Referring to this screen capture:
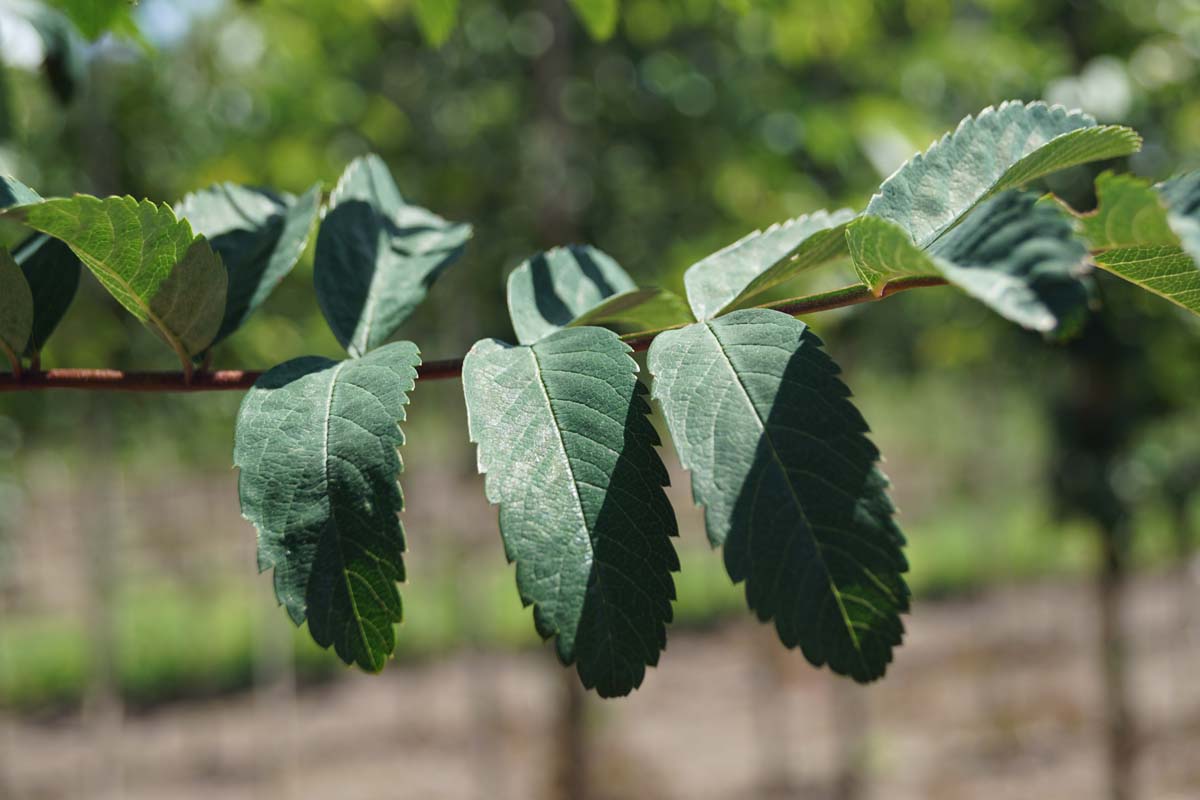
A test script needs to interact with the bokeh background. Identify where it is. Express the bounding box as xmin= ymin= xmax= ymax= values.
xmin=2 ymin=0 xmax=1200 ymax=798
